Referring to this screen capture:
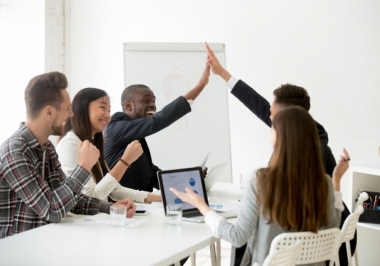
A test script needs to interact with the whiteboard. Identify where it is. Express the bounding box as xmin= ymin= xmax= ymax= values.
xmin=123 ymin=42 xmax=232 ymax=183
